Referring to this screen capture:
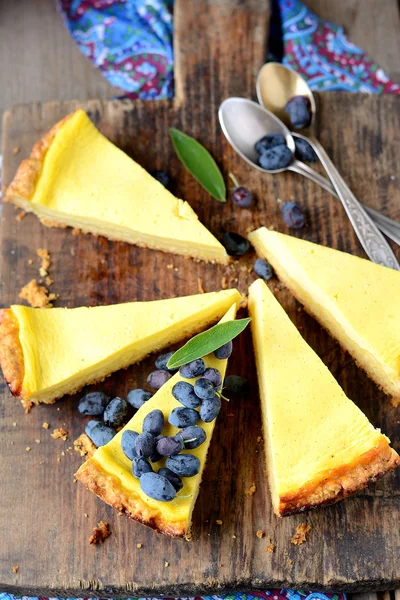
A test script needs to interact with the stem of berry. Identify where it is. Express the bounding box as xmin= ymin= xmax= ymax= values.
xmin=228 ymin=172 xmax=239 ymax=188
